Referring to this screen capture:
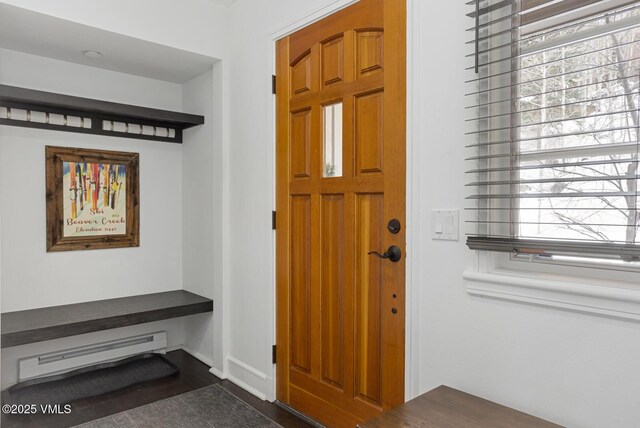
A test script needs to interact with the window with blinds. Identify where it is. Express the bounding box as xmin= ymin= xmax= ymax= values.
xmin=466 ymin=0 xmax=640 ymax=264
